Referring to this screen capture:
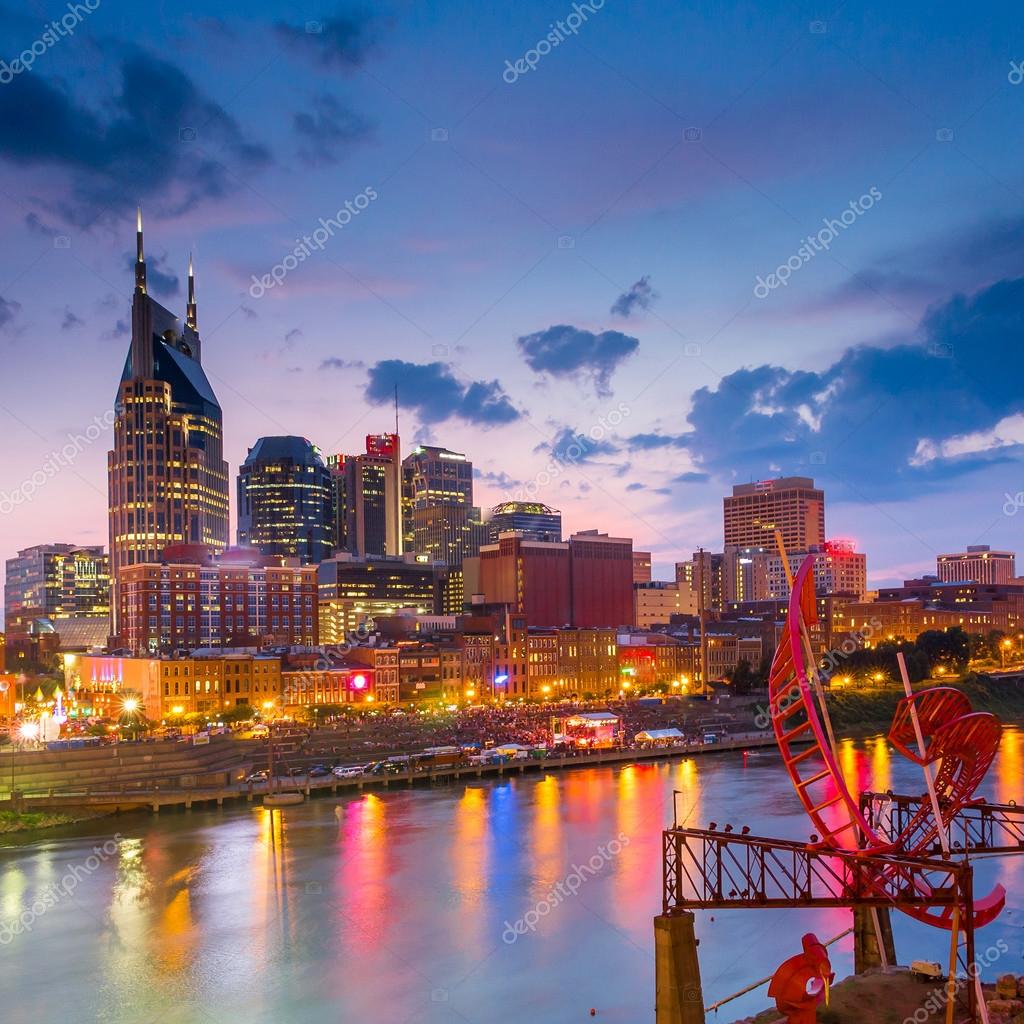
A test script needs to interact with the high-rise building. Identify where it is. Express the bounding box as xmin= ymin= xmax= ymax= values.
xmin=327 ymin=435 xmax=403 ymax=558
xmin=937 ymin=545 xmax=1016 ymax=585
xmin=723 ymin=477 xmax=825 ymax=552
xmin=4 ymin=545 xmax=110 ymax=640
xmin=633 ymin=581 xmax=697 ymax=628
xmin=632 ymin=550 xmax=652 ymax=584
xmin=676 ymin=551 xmax=726 ymax=612
xmin=485 ymin=501 xmax=562 ymax=543
xmin=237 ymin=436 xmax=333 ymax=564
xmin=108 ymin=215 xmax=229 ymax=636
xmin=403 ymin=445 xmax=482 ymax=613
xmin=471 ymin=530 xmax=633 ymax=628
